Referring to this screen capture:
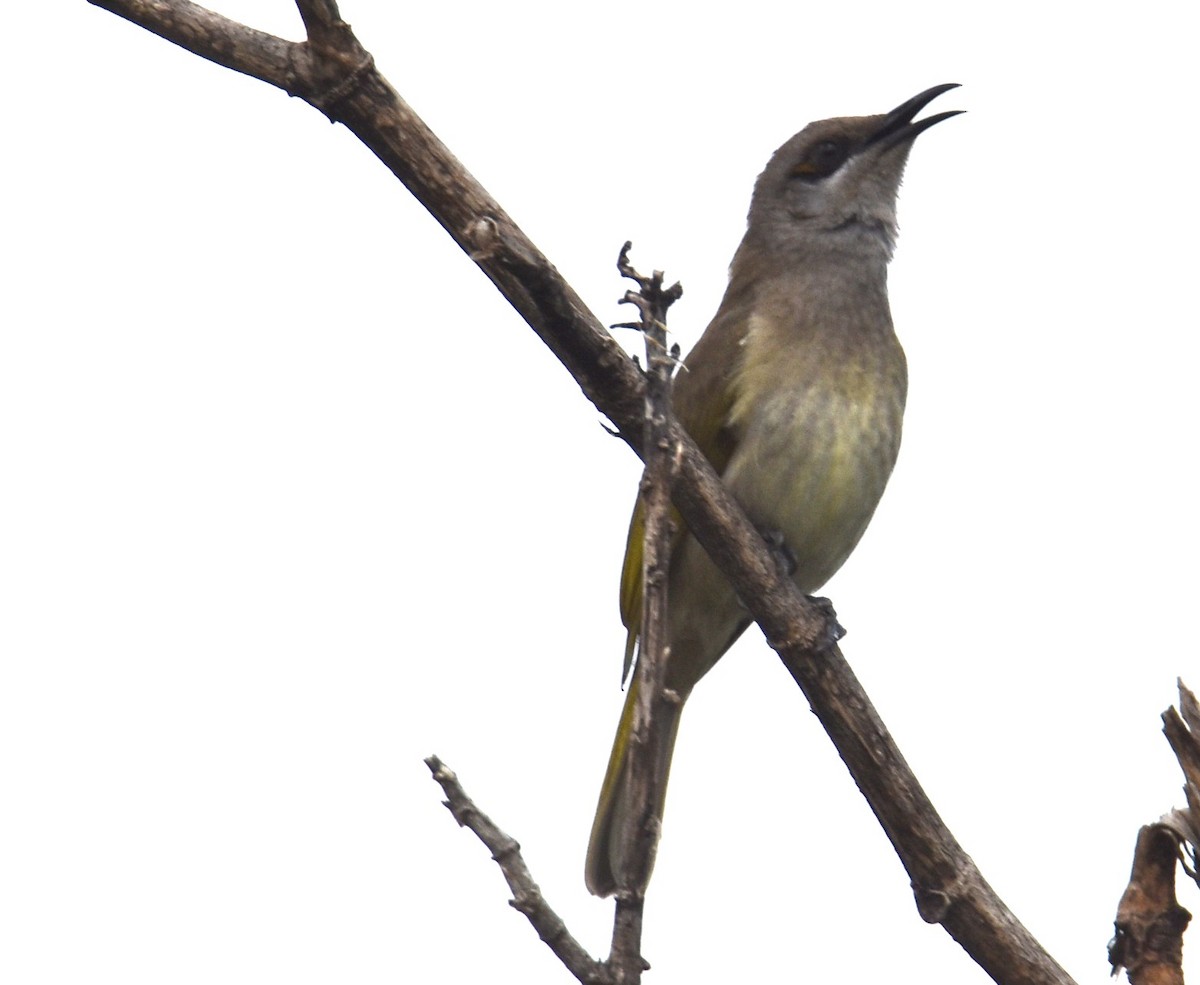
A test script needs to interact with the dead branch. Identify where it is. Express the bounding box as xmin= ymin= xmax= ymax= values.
xmin=1109 ymin=681 xmax=1200 ymax=984
xmin=1162 ymin=680 xmax=1200 ymax=885
xmin=424 ymin=757 xmax=604 ymax=985
xmin=605 ymin=245 xmax=684 ymax=979
xmin=1111 ymin=825 xmax=1190 ymax=985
